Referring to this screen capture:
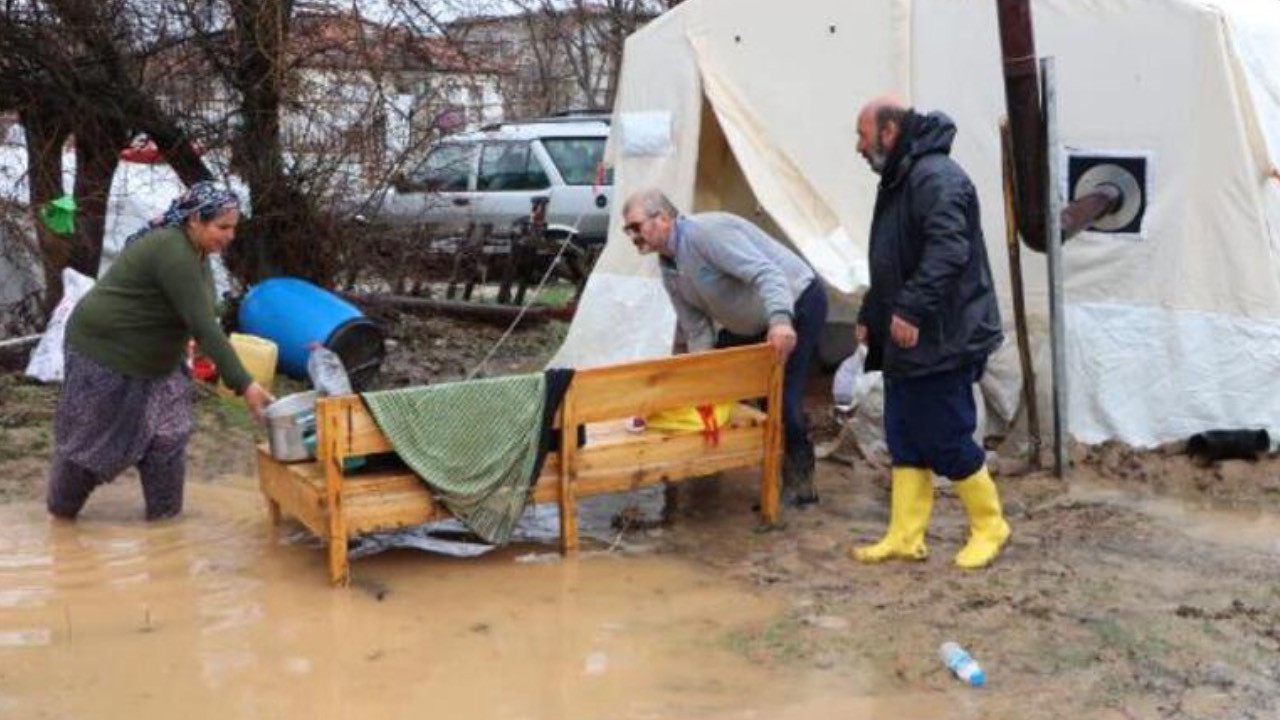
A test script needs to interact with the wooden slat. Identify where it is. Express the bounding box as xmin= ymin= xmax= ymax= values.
xmin=345 ymin=490 xmax=448 ymax=535
xmin=257 ymin=448 xmax=328 ymax=537
xmin=316 ymin=396 xmax=395 ymax=459
xmin=759 ymin=352 xmax=784 ymax=525
xmin=576 ymin=424 xmax=764 ymax=477
xmin=570 ymin=345 xmax=775 ymax=424
xmin=317 ymin=391 xmax=561 ymax=463
xmin=577 ymin=449 xmax=765 ymax=495
xmin=558 ymin=391 xmax=579 ymax=554
xmin=273 ymin=459 xmax=422 ymax=498
xmin=325 ymin=409 xmax=349 ymax=586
